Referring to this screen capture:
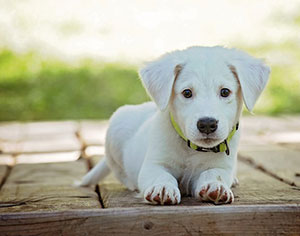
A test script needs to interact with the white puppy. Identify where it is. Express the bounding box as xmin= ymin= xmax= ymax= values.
xmin=80 ymin=46 xmax=270 ymax=205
